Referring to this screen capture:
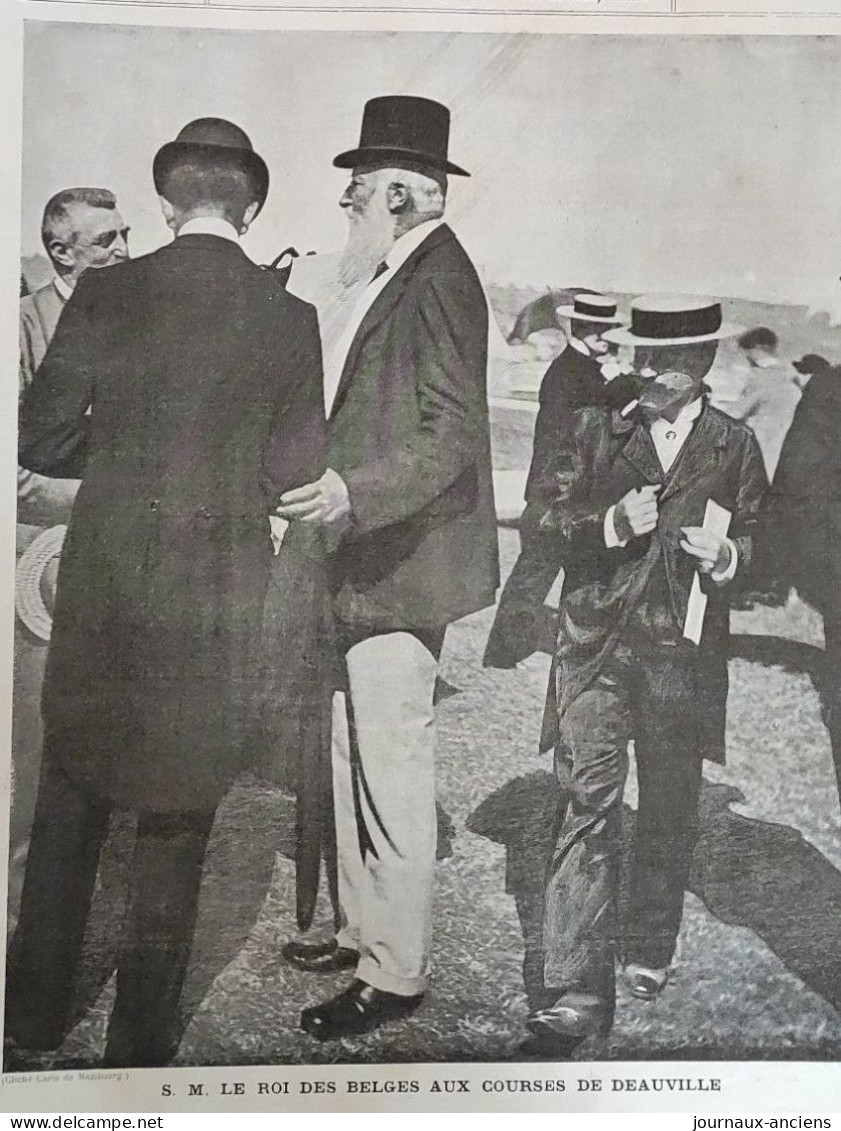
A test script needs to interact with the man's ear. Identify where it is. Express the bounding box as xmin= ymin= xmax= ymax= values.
xmin=47 ymin=238 xmax=74 ymax=272
xmin=240 ymin=200 xmax=260 ymax=234
xmin=158 ymin=195 xmax=177 ymax=230
xmin=385 ymin=179 xmax=411 ymax=214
